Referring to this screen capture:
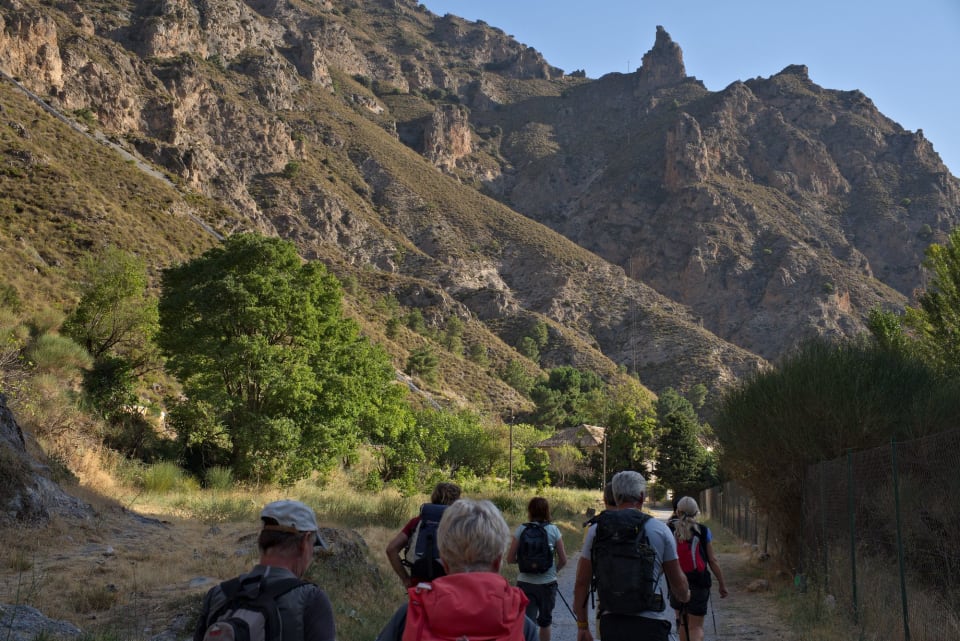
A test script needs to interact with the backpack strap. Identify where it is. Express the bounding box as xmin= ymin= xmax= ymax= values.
xmin=206 ymin=575 xmax=309 ymax=641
